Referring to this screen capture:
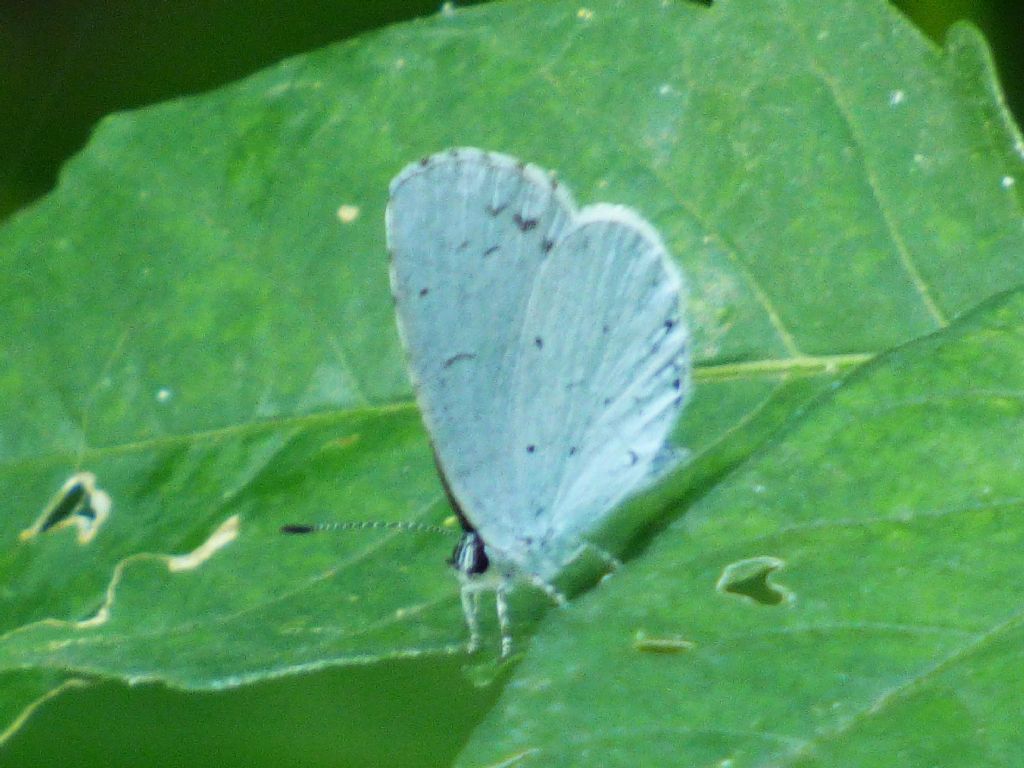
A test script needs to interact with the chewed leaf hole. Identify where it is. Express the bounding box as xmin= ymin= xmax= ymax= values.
xmin=168 ymin=515 xmax=240 ymax=572
xmin=716 ymin=556 xmax=791 ymax=606
xmin=20 ymin=471 xmax=111 ymax=544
